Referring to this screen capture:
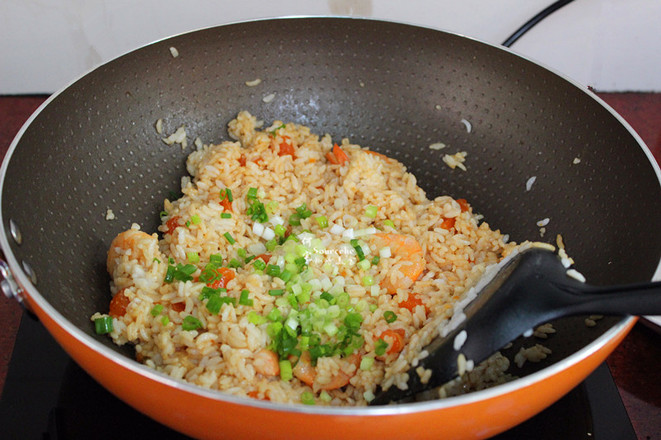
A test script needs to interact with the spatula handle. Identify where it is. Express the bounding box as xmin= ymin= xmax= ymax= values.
xmin=558 ymin=280 xmax=661 ymax=316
